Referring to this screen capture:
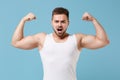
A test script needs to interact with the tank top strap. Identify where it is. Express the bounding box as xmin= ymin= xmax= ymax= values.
xmin=68 ymin=34 xmax=77 ymax=45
